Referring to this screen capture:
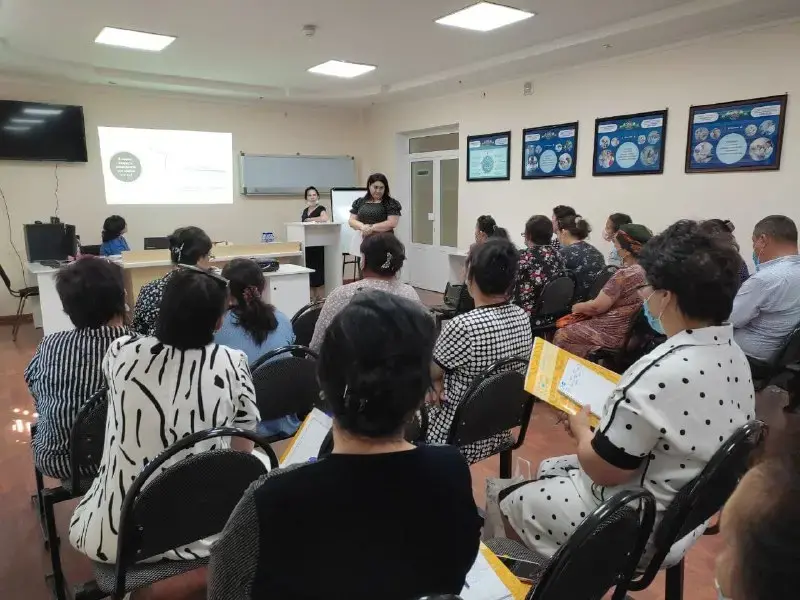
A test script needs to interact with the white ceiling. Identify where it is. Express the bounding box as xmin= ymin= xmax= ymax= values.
xmin=0 ymin=0 xmax=798 ymax=105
